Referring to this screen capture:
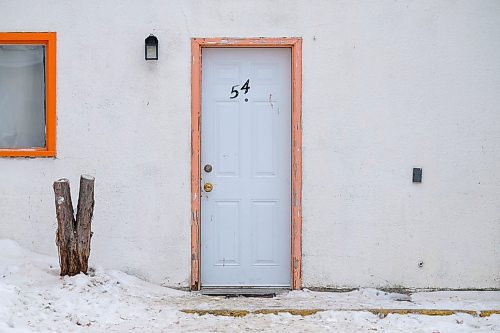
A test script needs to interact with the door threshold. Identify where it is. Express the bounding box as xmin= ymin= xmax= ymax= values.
xmin=200 ymin=287 xmax=288 ymax=298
